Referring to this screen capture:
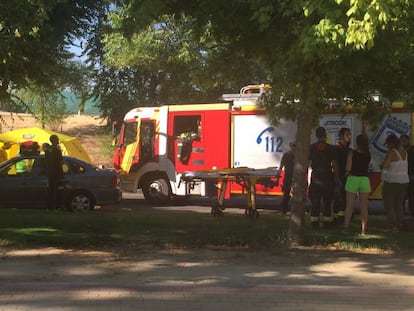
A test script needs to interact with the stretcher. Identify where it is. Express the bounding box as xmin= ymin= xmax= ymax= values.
xmin=180 ymin=167 xmax=280 ymax=217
